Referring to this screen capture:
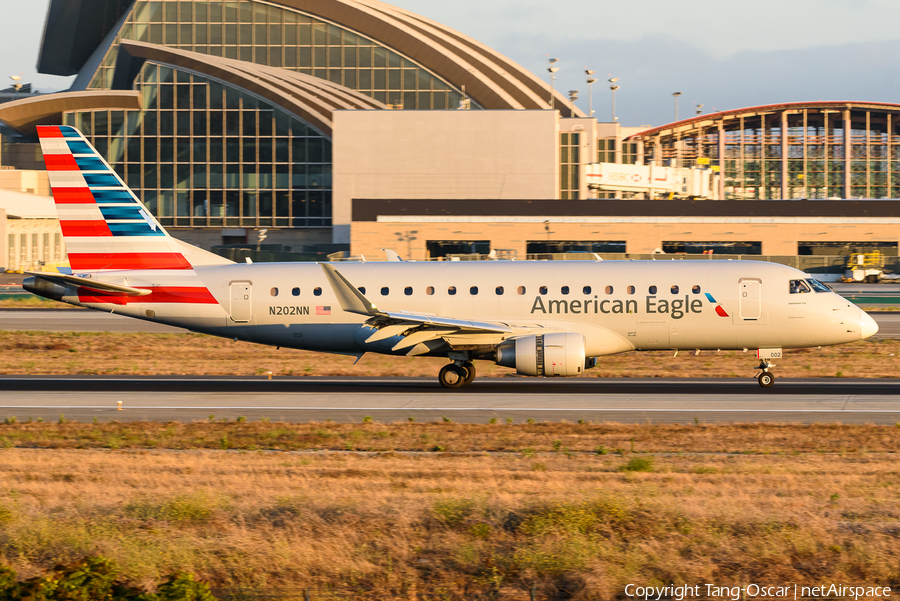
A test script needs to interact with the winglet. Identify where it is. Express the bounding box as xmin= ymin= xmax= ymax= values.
xmin=382 ymin=249 xmax=403 ymax=262
xmin=320 ymin=263 xmax=383 ymax=316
